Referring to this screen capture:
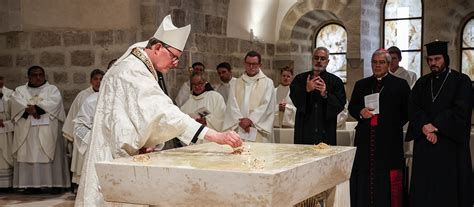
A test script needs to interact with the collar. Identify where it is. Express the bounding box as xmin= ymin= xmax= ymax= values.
xmin=131 ymin=47 xmax=158 ymax=81
xmin=27 ymin=80 xmax=47 ymax=88
xmin=242 ymin=70 xmax=266 ymax=83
